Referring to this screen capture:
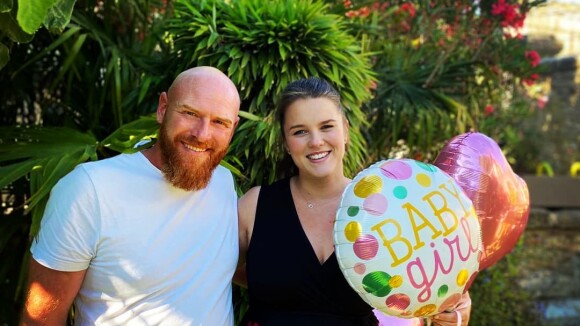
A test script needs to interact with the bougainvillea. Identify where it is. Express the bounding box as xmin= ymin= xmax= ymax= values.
xmin=326 ymin=0 xmax=546 ymax=165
